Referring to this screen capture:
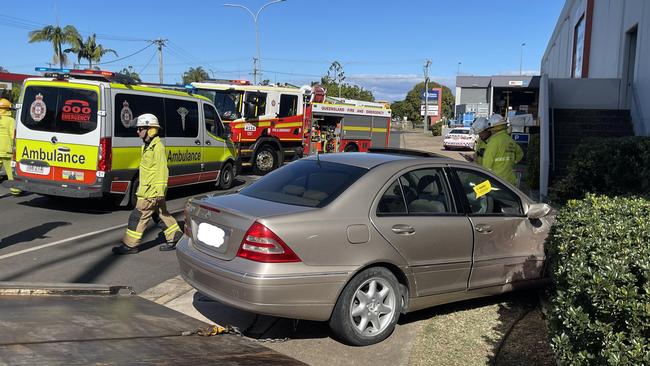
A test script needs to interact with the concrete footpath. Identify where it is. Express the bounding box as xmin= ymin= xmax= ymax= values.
xmin=138 ymin=131 xmax=472 ymax=366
